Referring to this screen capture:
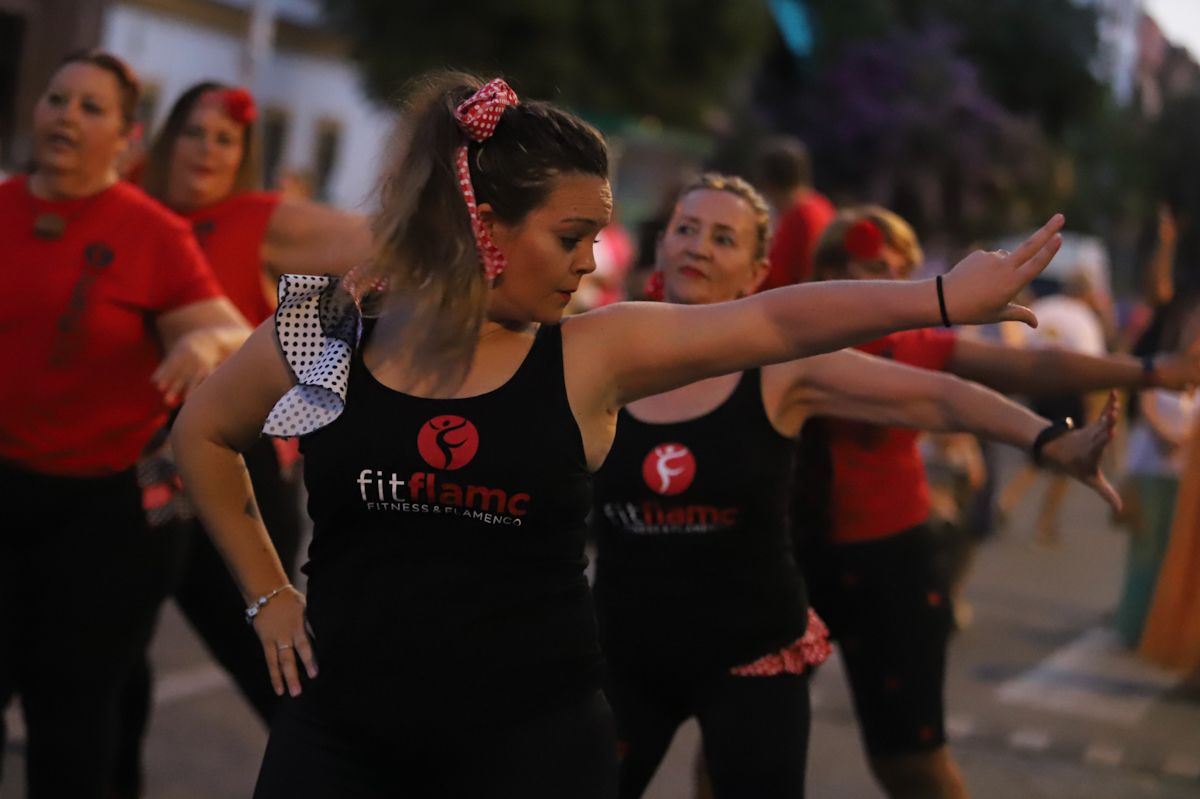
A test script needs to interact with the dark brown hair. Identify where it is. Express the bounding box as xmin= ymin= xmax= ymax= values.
xmin=676 ymin=172 xmax=773 ymax=260
xmin=55 ymin=50 xmax=140 ymax=131
xmin=140 ymin=81 xmax=264 ymax=203
xmin=755 ymin=136 xmax=813 ymax=193
xmin=357 ymin=71 xmax=608 ymax=387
